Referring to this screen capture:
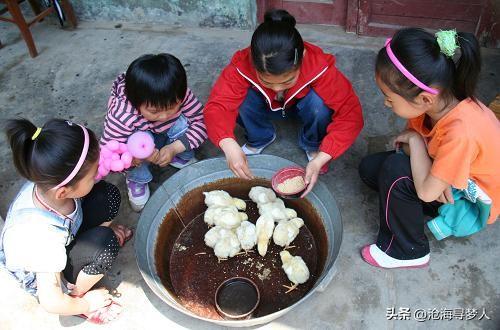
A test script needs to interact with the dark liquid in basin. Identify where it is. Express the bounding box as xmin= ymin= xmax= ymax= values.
xmin=154 ymin=178 xmax=329 ymax=319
